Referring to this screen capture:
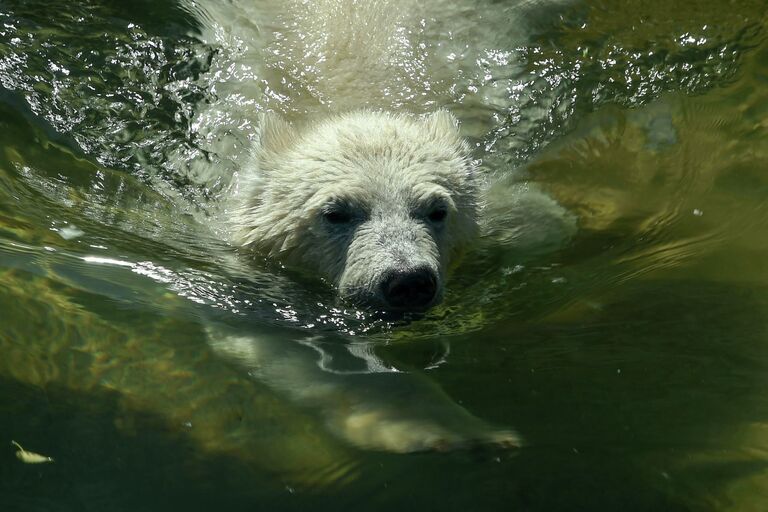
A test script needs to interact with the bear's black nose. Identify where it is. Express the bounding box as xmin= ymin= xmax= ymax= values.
xmin=381 ymin=267 xmax=438 ymax=310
